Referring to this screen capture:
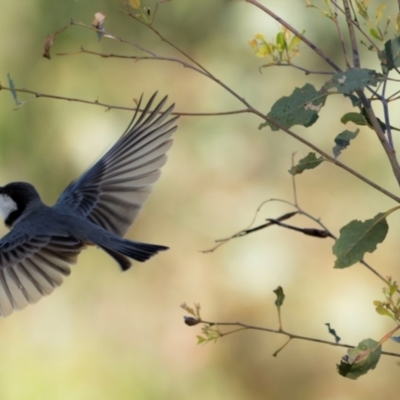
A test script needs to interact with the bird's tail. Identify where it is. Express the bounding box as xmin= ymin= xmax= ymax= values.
xmin=100 ymin=238 xmax=168 ymax=271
